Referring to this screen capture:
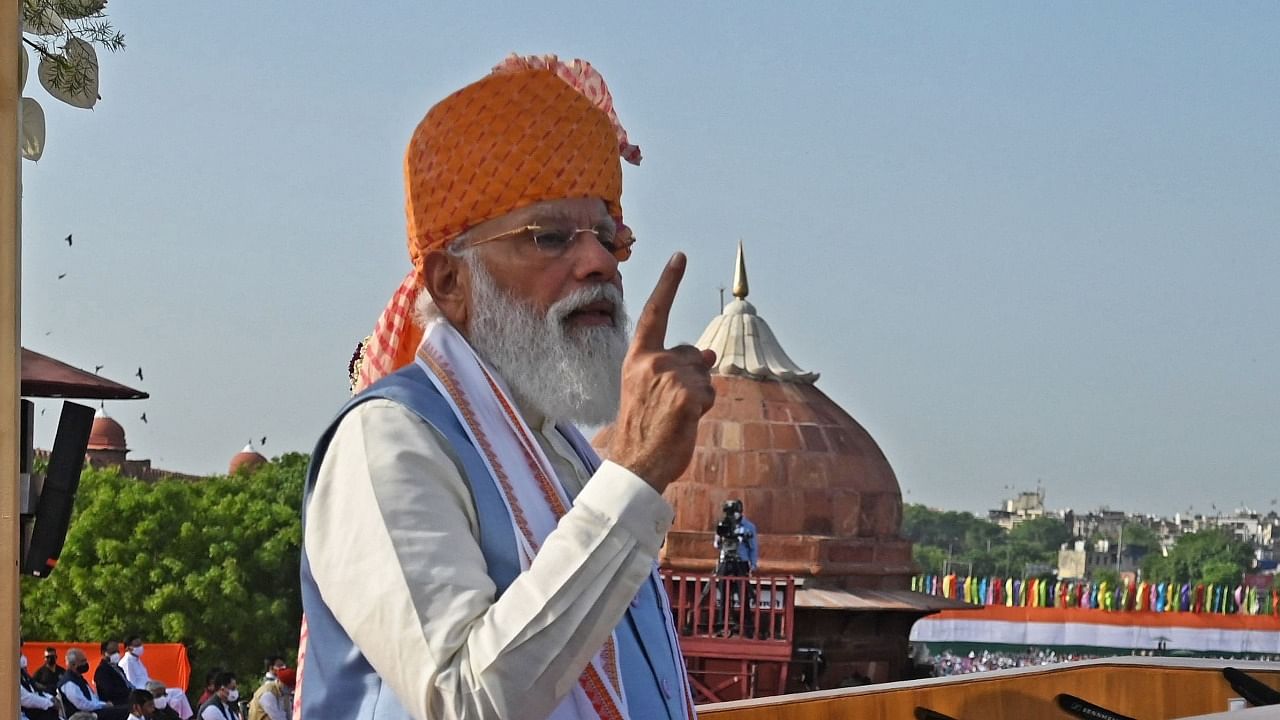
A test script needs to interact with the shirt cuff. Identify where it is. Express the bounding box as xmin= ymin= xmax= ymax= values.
xmin=574 ymin=460 xmax=675 ymax=555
